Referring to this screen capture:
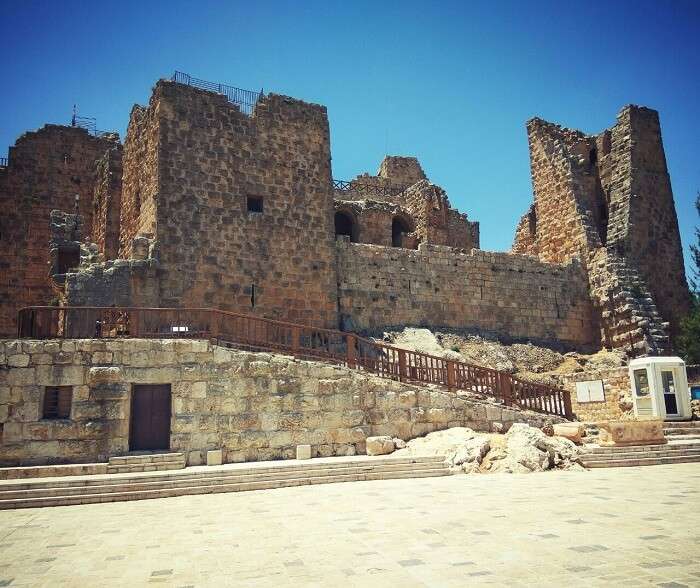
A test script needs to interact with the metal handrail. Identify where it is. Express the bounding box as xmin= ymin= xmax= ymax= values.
xmin=17 ymin=305 xmax=572 ymax=419
xmin=333 ymin=179 xmax=410 ymax=199
xmin=171 ymin=71 xmax=263 ymax=116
